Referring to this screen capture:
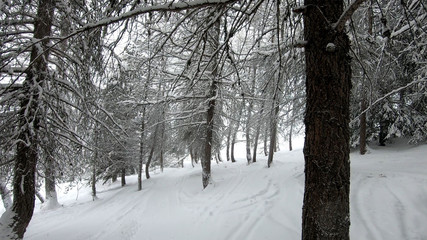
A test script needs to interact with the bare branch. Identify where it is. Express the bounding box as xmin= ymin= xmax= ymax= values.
xmin=333 ymin=0 xmax=369 ymax=32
